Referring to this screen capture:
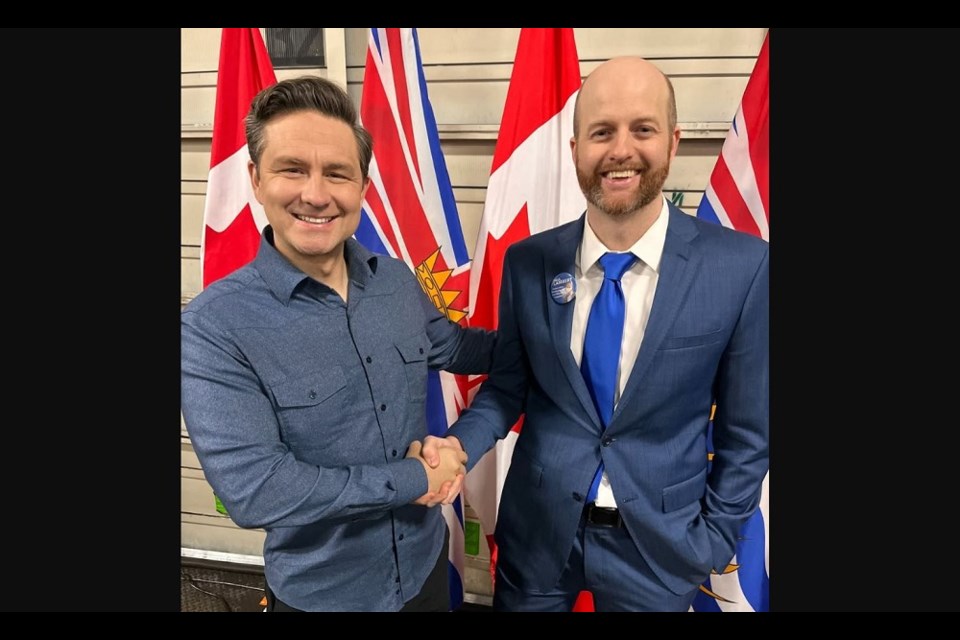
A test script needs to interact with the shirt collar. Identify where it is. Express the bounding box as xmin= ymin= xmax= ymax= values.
xmin=254 ymin=227 xmax=380 ymax=304
xmin=344 ymin=236 xmax=379 ymax=289
xmin=579 ymin=195 xmax=670 ymax=273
